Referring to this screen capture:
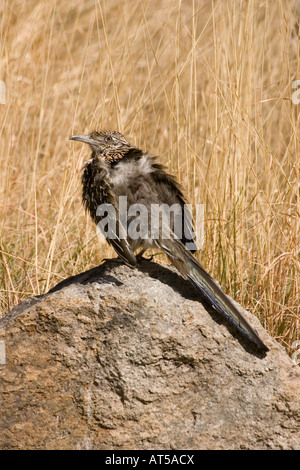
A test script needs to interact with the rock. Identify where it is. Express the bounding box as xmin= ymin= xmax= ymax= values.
xmin=0 ymin=259 xmax=299 ymax=450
